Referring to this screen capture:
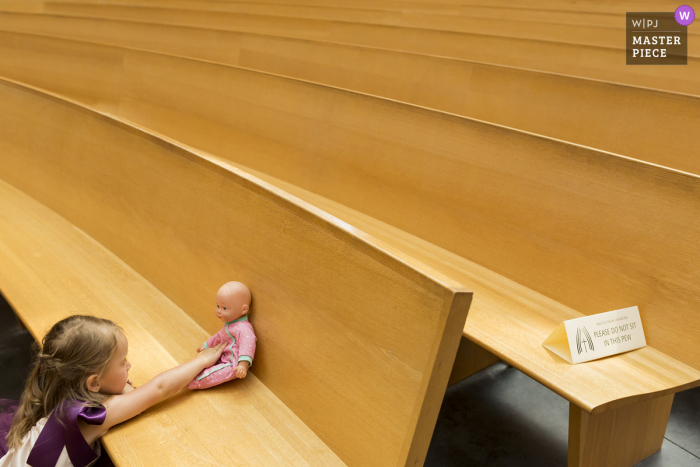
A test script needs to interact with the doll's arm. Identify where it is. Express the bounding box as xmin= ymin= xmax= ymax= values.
xmin=236 ymin=324 xmax=257 ymax=368
xmin=198 ymin=330 xmax=225 ymax=351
